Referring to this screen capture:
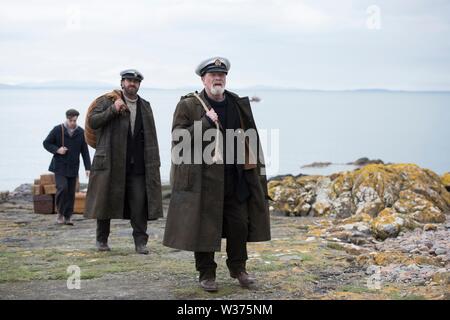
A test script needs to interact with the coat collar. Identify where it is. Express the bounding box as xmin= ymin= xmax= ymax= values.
xmin=196 ymin=89 xmax=254 ymax=131
xmin=62 ymin=124 xmax=82 ymax=138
